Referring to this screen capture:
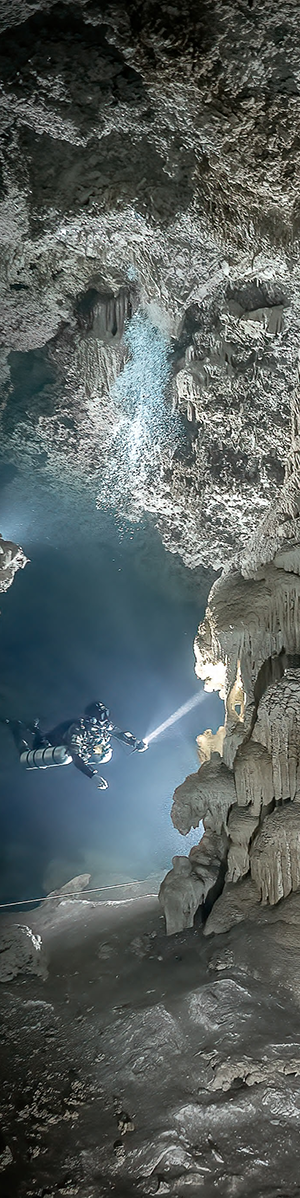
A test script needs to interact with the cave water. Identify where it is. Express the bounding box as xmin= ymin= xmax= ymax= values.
xmin=2 ymin=2 xmax=300 ymax=1194
xmin=0 ymin=461 xmax=222 ymax=906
